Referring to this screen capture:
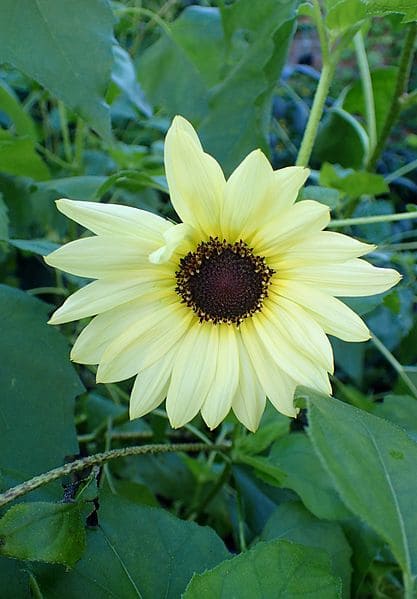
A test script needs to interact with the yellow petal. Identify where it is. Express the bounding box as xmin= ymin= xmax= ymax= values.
xmin=129 ymin=350 xmax=175 ymax=420
xmin=45 ymin=235 xmax=155 ymax=278
xmin=164 ymin=115 xmax=226 ymax=237
xmin=268 ymin=166 xmax=310 ymax=215
xmin=166 ymin=322 xmax=218 ymax=428
xmin=221 ymin=149 xmax=273 ymax=241
xmin=96 ymin=302 xmax=192 ymax=383
xmin=248 ymin=314 xmax=331 ymax=394
xmin=274 ymin=280 xmax=370 ymax=341
xmin=48 ymin=271 xmax=173 ymax=325
xmin=271 ymin=231 xmax=376 ymax=269
xmin=251 ymin=200 xmax=330 ymax=256
xmin=148 ymin=223 xmax=198 ymax=265
xmin=240 ymin=320 xmax=298 ymax=418
xmin=70 ymin=290 xmax=173 ymax=364
xmin=55 ymin=198 xmax=170 ymax=241
xmin=280 ymin=258 xmax=401 ymax=297
xmin=266 ymin=295 xmax=334 ymax=372
xmin=201 ymin=325 xmax=239 ymax=430
xmin=232 ymin=339 xmax=266 ymax=432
